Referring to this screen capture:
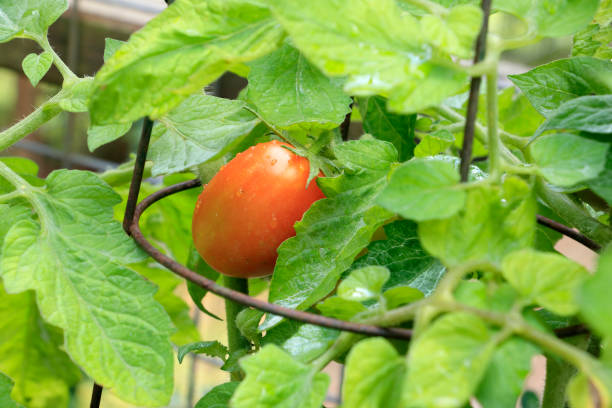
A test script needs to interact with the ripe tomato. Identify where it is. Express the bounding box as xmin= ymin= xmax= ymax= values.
xmin=192 ymin=140 xmax=325 ymax=278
